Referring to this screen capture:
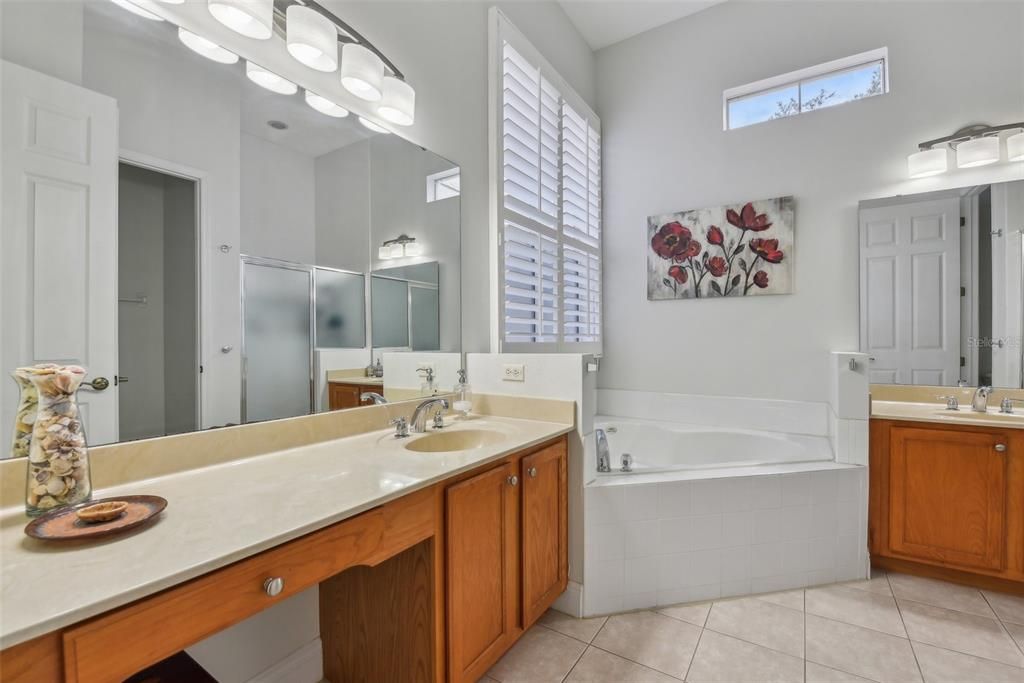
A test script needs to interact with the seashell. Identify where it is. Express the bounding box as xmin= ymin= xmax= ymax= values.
xmin=32 ymin=483 xmax=47 ymax=496
xmin=76 ymin=501 xmax=127 ymax=524
xmin=36 ymin=495 xmax=57 ymax=509
xmin=46 ymin=422 xmax=64 ymax=433
xmin=28 ymin=491 xmax=39 ymax=506
xmin=65 ymin=476 xmax=76 ymax=491
xmin=34 ymin=470 xmax=50 ymax=483
xmin=45 ymin=477 xmax=66 ymax=496
xmin=29 ymin=448 xmax=48 ymax=464
xmin=50 ymin=457 xmax=72 ymax=475
xmin=72 ymin=467 xmax=86 ymax=481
